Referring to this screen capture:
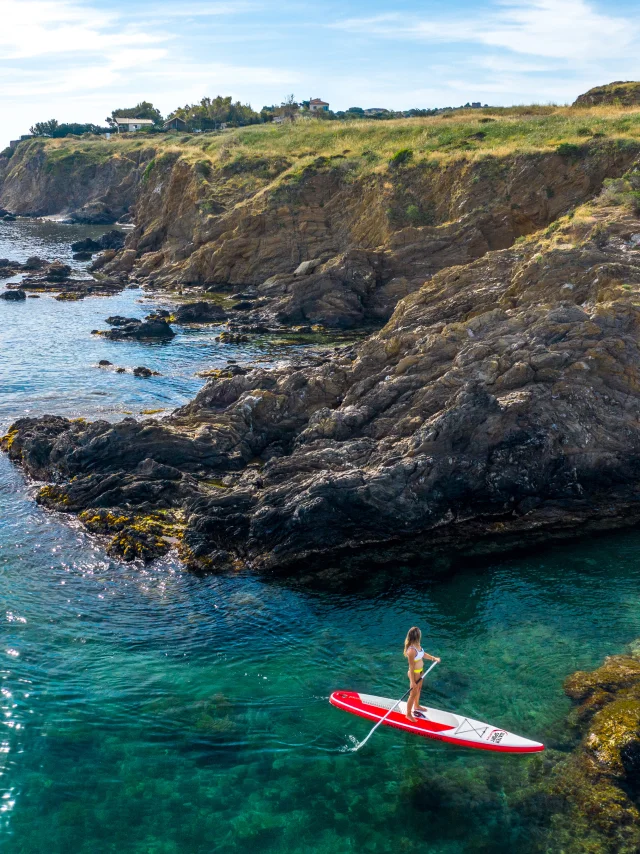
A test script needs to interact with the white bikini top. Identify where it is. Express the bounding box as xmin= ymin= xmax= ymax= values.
xmin=410 ymin=645 xmax=424 ymax=660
